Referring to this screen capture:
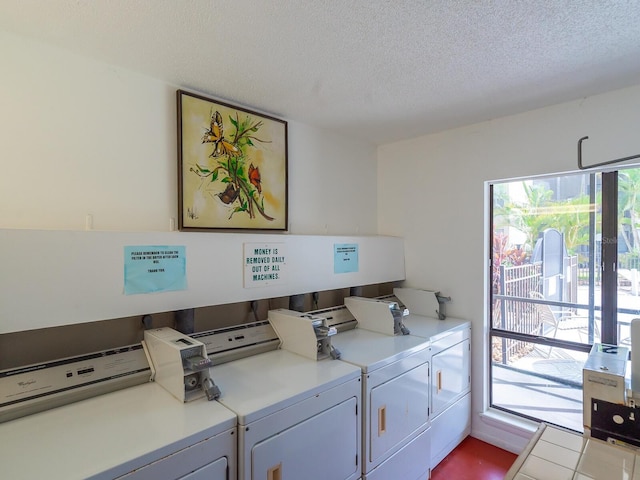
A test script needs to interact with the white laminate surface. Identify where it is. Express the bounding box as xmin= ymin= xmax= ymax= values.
xmin=401 ymin=314 xmax=470 ymax=342
xmin=212 ymin=349 xmax=361 ymax=425
xmin=330 ymin=328 xmax=430 ymax=373
xmin=0 ymin=382 xmax=236 ymax=480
